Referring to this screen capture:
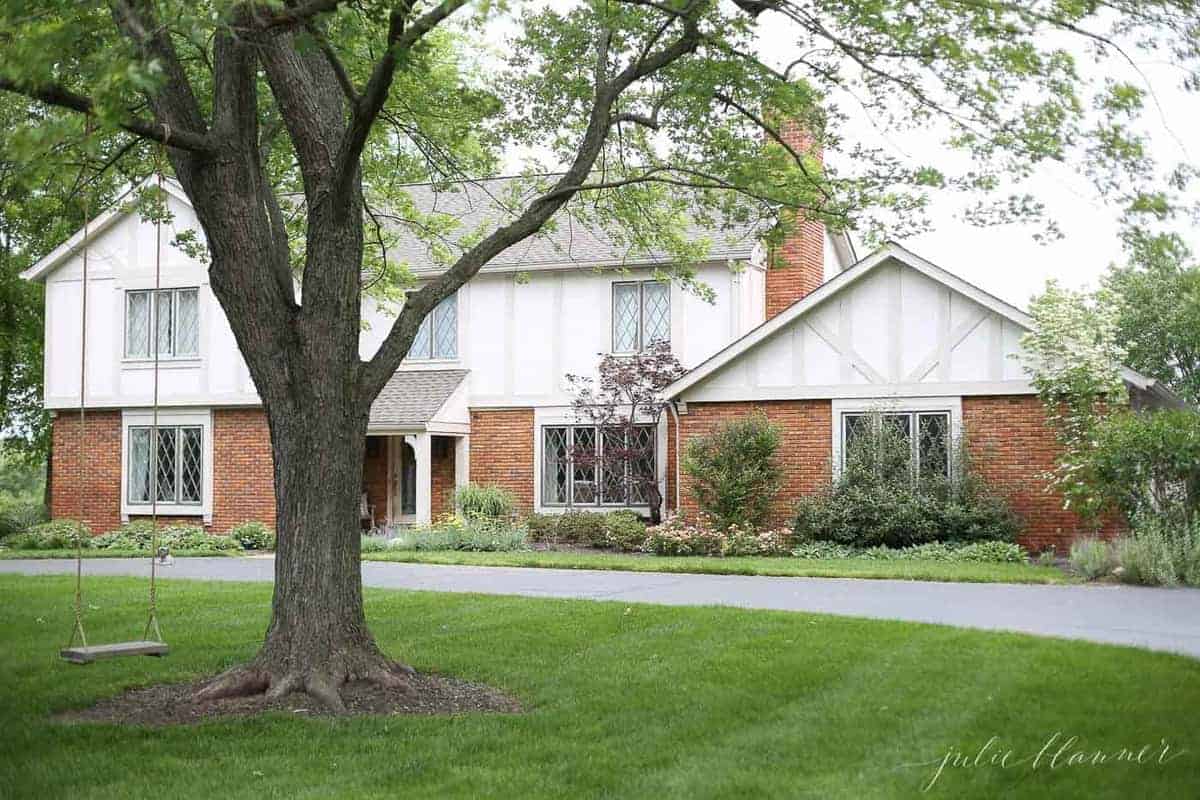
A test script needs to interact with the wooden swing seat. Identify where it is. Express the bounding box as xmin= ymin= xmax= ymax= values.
xmin=60 ymin=641 xmax=169 ymax=664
